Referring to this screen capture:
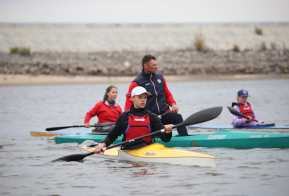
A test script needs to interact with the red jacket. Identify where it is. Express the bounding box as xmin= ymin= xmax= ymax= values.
xmin=84 ymin=101 xmax=122 ymax=124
